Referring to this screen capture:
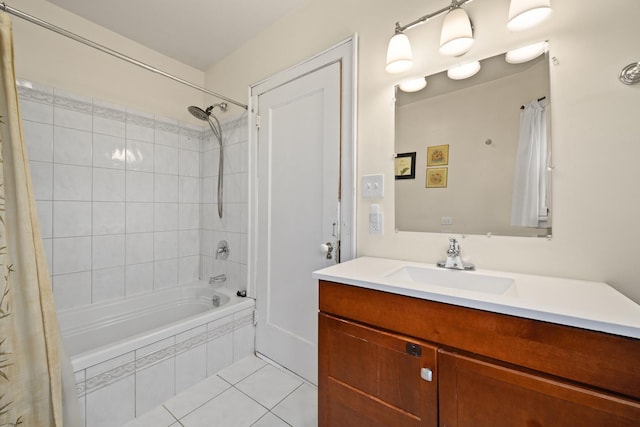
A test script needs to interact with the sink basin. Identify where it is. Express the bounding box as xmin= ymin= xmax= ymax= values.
xmin=385 ymin=266 xmax=515 ymax=295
